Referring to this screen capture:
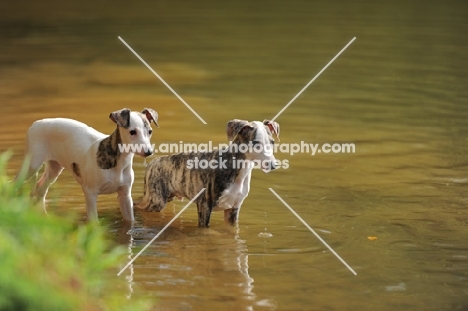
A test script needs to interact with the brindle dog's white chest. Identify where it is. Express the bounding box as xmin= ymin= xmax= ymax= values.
xmin=215 ymin=180 xmax=249 ymax=211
